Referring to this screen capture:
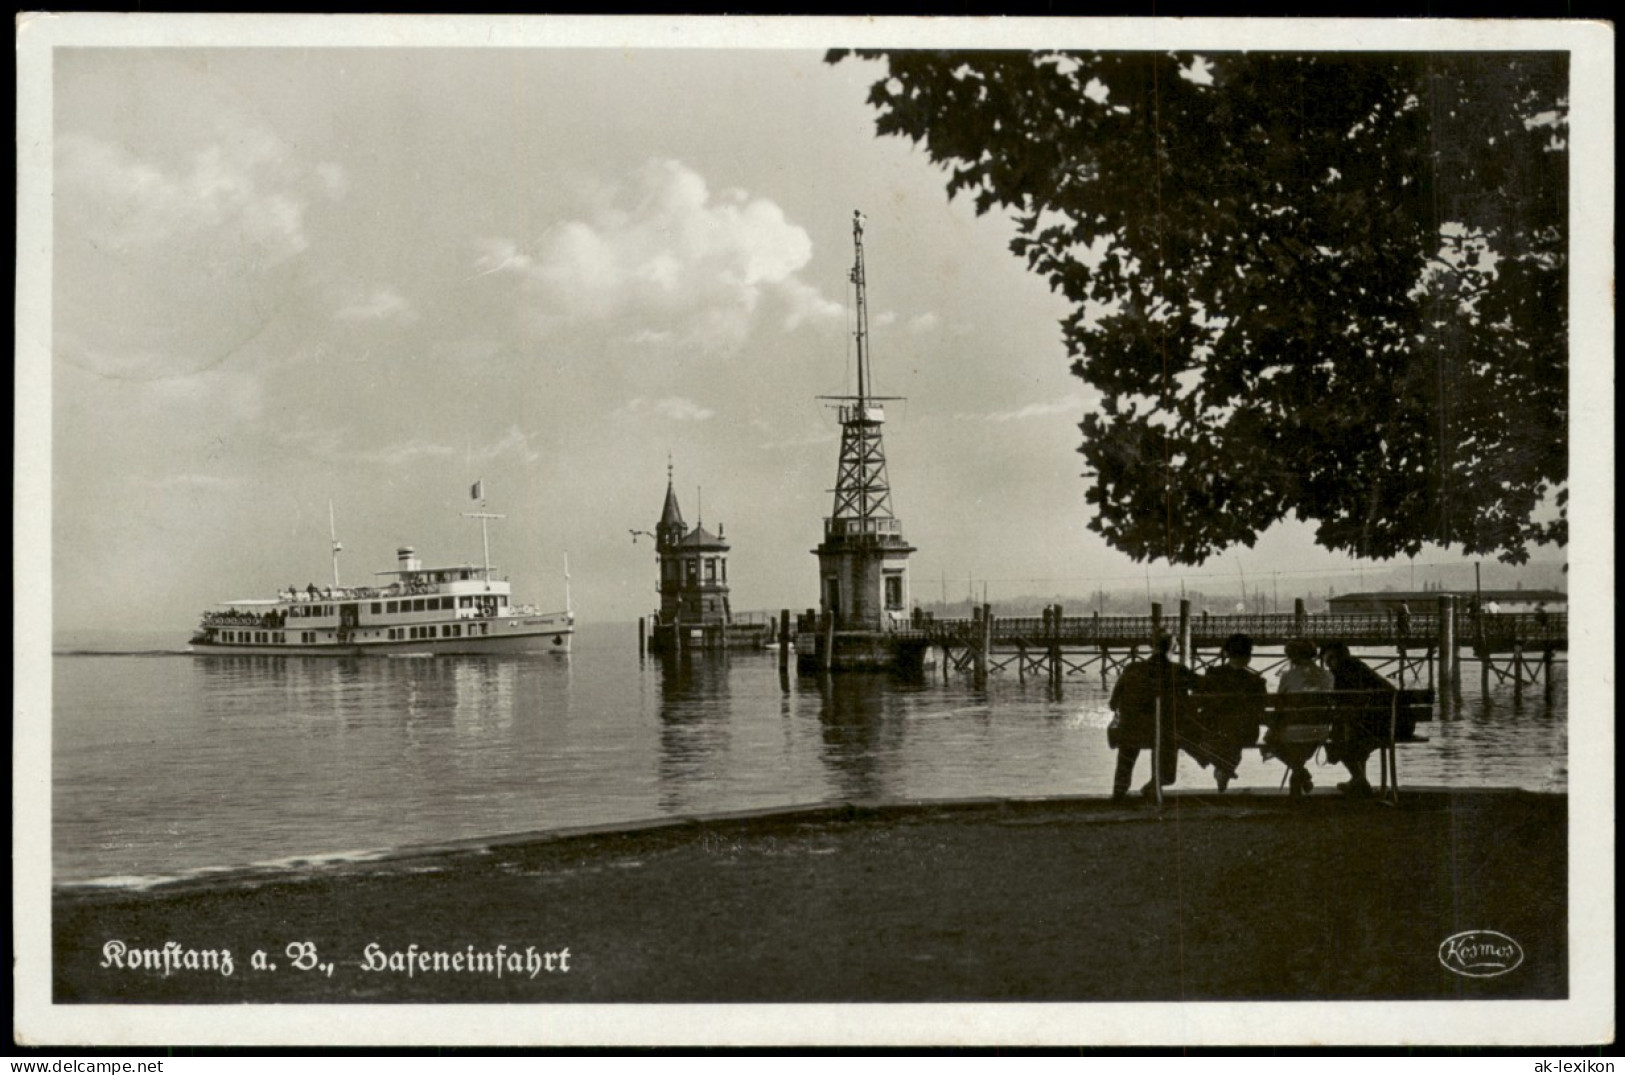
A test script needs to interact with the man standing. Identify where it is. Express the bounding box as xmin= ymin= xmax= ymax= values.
xmin=1109 ymin=633 xmax=1200 ymax=801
